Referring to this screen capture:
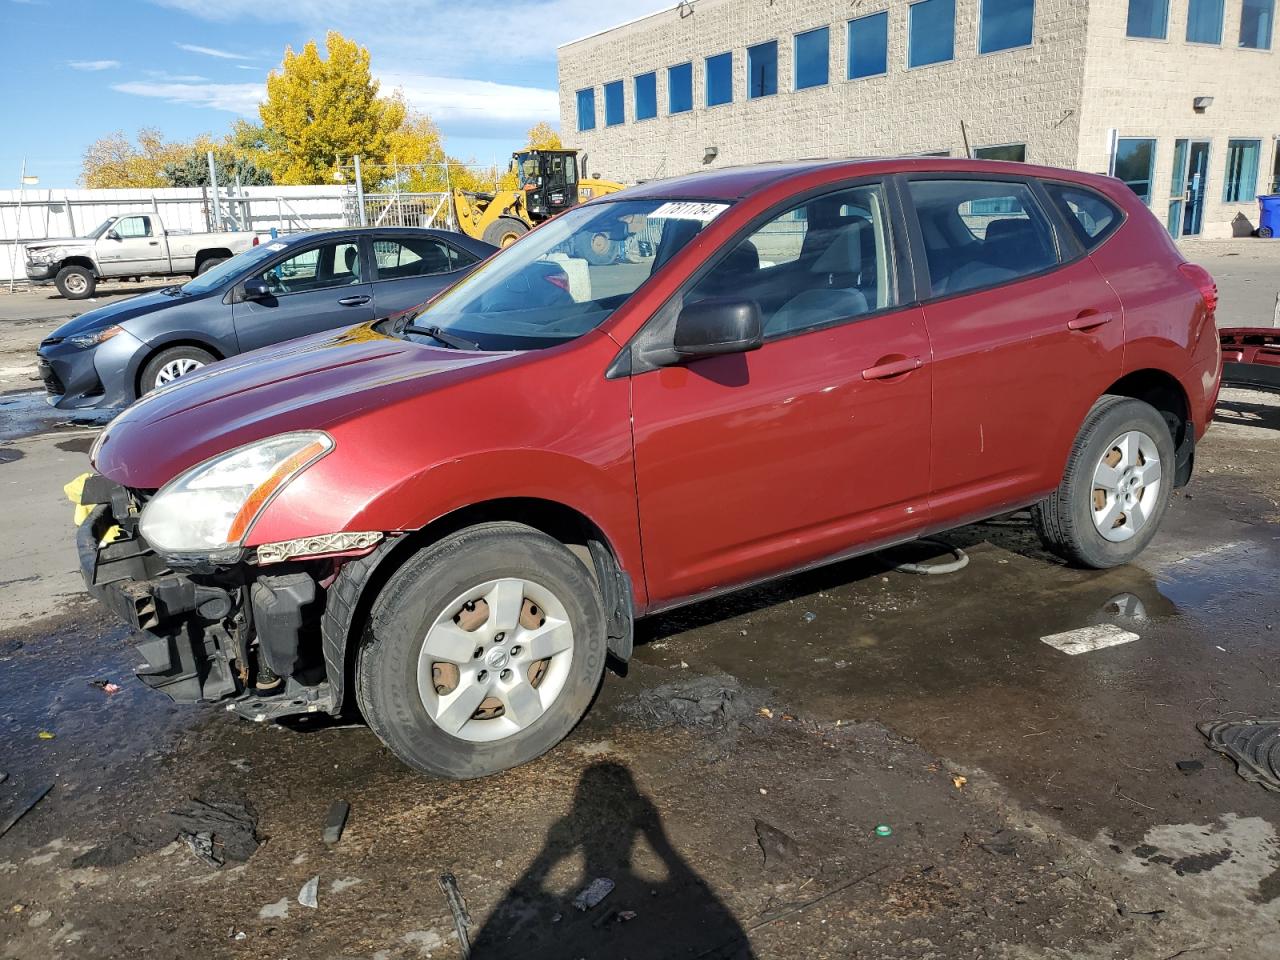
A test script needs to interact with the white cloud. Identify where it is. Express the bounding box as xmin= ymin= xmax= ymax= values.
xmin=176 ymin=42 xmax=252 ymax=60
xmin=145 ymin=69 xmax=210 ymax=82
xmin=110 ymin=73 xmax=558 ymax=130
xmin=151 ymin=0 xmax=673 ymax=69
xmin=112 ymin=80 xmax=265 ymax=115
xmin=69 ymin=59 xmax=121 ymax=71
